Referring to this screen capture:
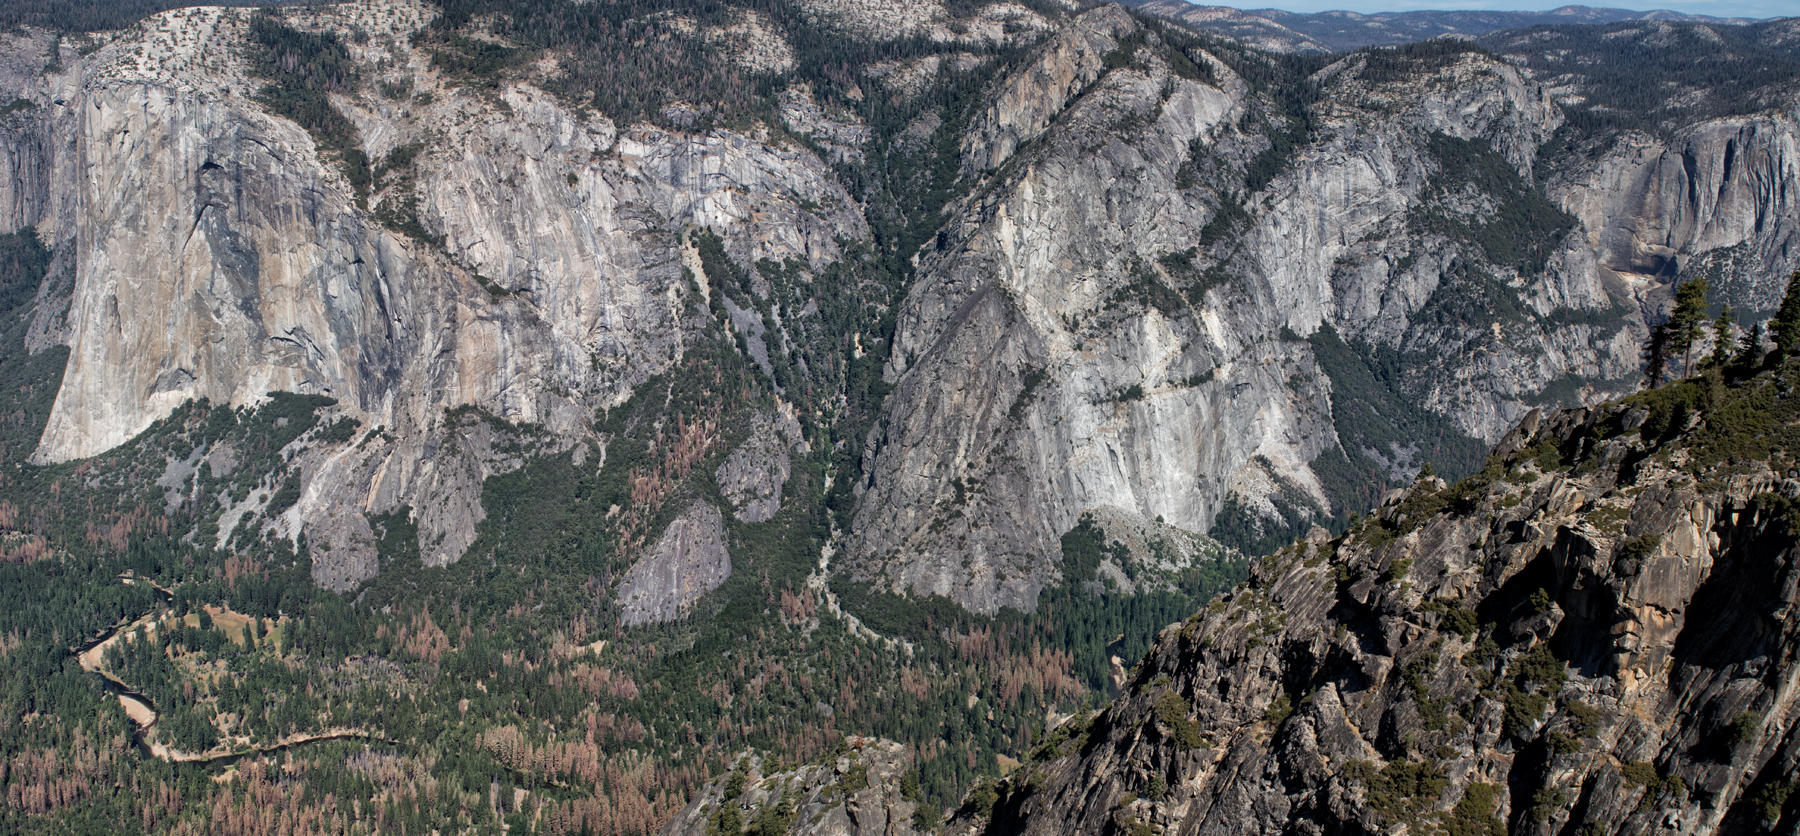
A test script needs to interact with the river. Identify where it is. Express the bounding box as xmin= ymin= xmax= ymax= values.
xmin=74 ymin=574 xmax=389 ymax=764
